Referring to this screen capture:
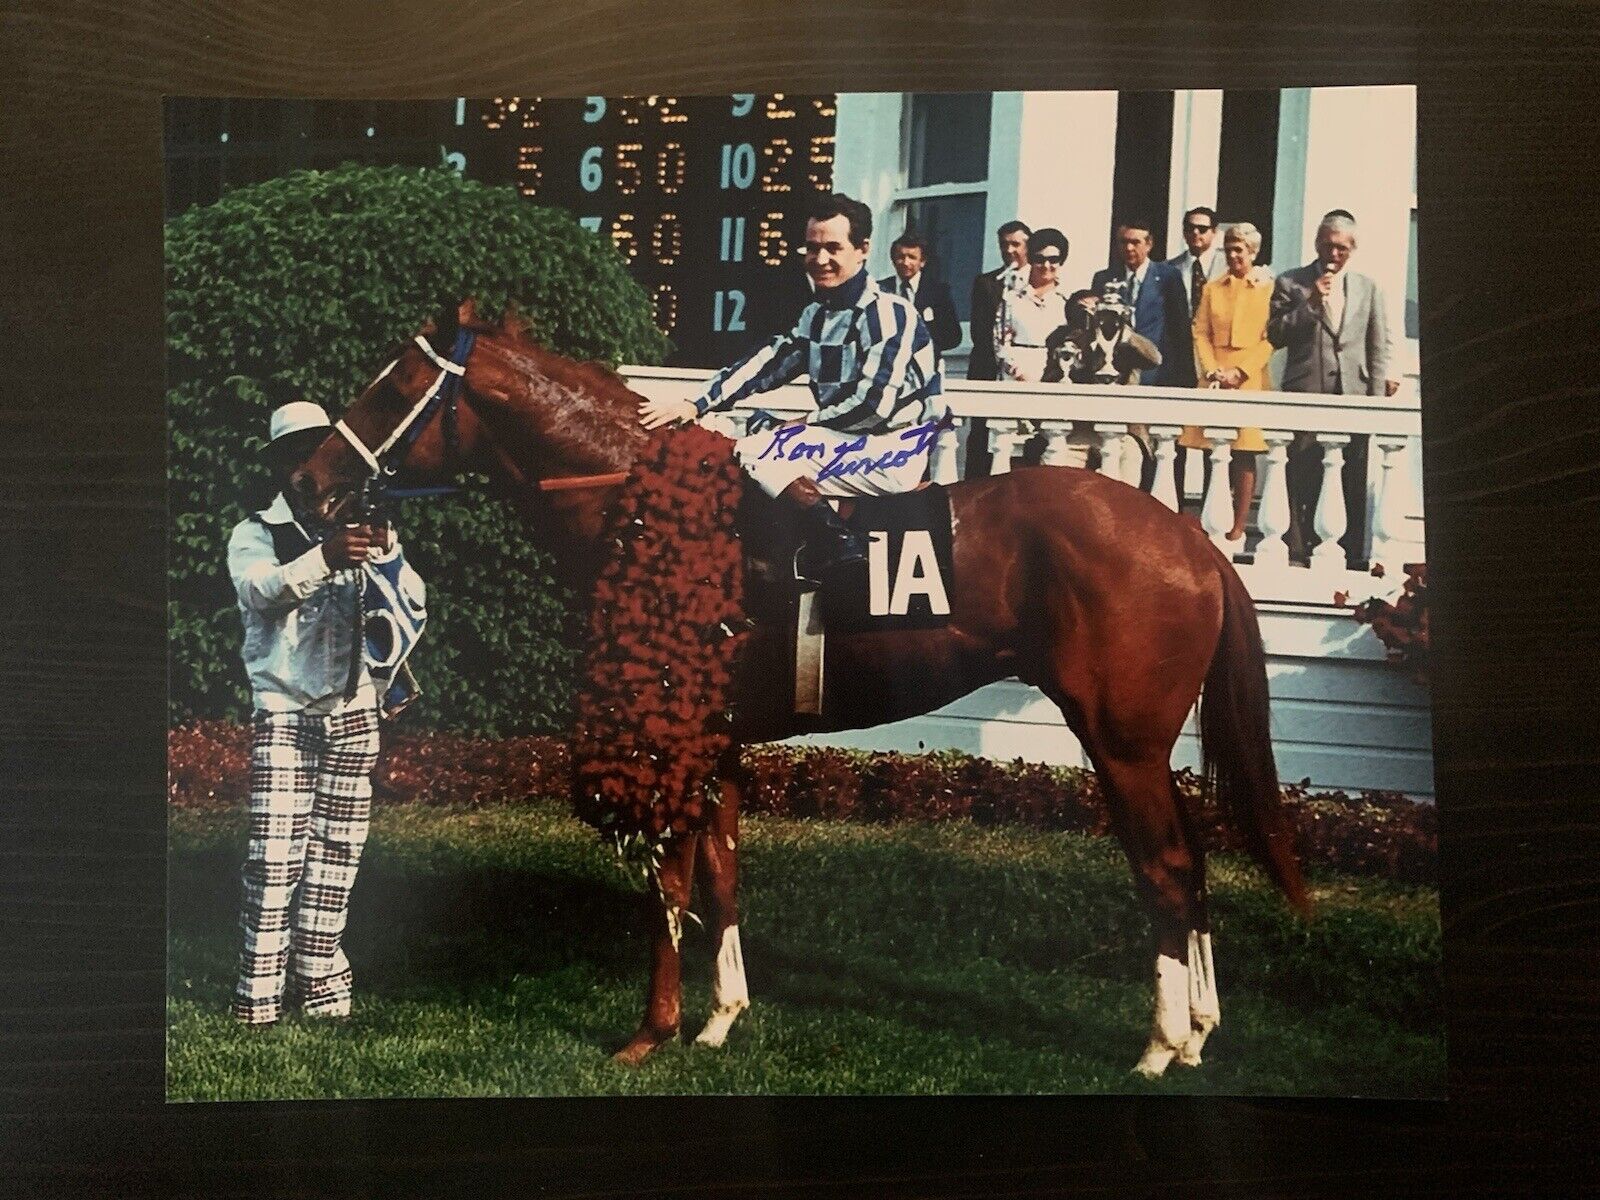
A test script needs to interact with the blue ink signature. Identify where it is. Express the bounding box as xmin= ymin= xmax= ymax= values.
xmin=755 ymin=415 xmax=954 ymax=482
